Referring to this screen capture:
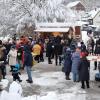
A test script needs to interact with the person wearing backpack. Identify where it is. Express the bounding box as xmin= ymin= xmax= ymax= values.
xmin=0 ymin=40 xmax=7 ymax=79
